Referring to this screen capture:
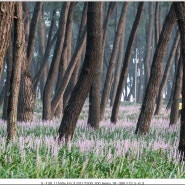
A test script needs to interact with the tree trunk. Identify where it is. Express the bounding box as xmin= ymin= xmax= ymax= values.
xmin=54 ymin=2 xmax=76 ymax=118
xmin=17 ymin=2 xmax=42 ymax=122
xmin=110 ymin=15 xmax=126 ymax=107
xmin=88 ymin=2 xmax=116 ymax=128
xmin=100 ymin=2 xmax=129 ymax=120
xmin=0 ymin=2 xmax=15 ymax=77
xmin=63 ymin=3 xmax=88 ymax=109
xmin=42 ymin=2 xmax=70 ymax=120
xmin=173 ymin=2 xmax=185 ymax=157
xmin=2 ymin=39 xmax=13 ymax=120
xmin=135 ymin=4 xmax=176 ymax=135
xmin=169 ymin=57 xmax=182 ymax=125
xmin=7 ymin=2 xmax=22 ymax=141
xmin=155 ymin=32 xmax=180 ymax=115
xmin=51 ymin=28 xmax=87 ymax=116
xmin=155 ymin=2 xmax=160 ymax=47
xmin=58 ymin=2 xmax=102 ymax=142
xmin=27 ymin=2 xmax=43 ymax=66
xmin=111 ymin=2 xmax=144 ymax=123
xmin=33 ymin=8 xmax=57 ymax=91
xmin=166 ymin=44 xmax=180 ymax=111
xmin=144 ymin=2 xmax=154 ymax=89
